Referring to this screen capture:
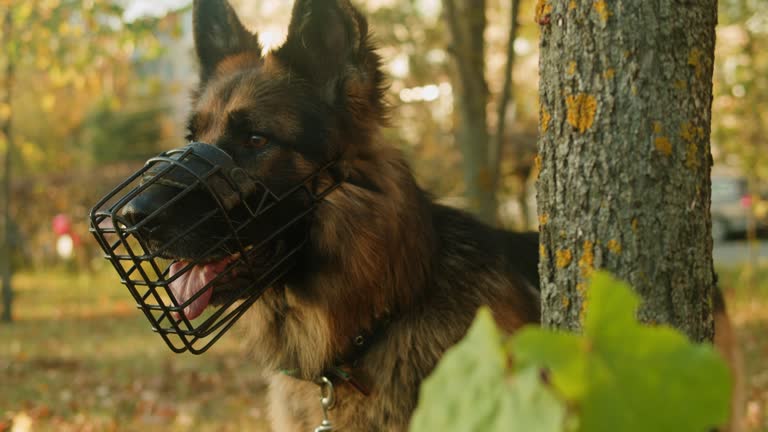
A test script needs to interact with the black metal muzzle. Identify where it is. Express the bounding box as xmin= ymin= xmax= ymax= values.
xmin=89 ymin=142 xmax=341 ymax=354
